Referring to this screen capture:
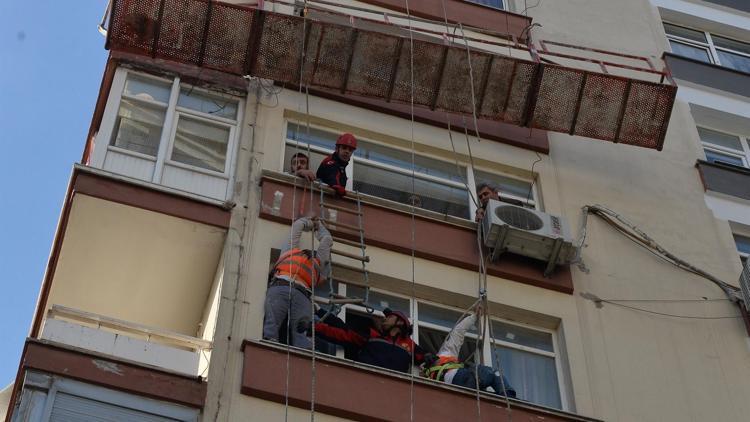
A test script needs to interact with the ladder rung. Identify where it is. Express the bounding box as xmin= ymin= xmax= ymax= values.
xmin=332 ymin=236 xmax=366 ymax=249
xmin=312 ymin=296 xmax=364 ymax=305
xmin=332 ymin=249 xmax=370 ymax=262
xmin=323 ymin=219 xmax=362 ymax=233
xmin=321 ymin=203 xmax=362 ymax=215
